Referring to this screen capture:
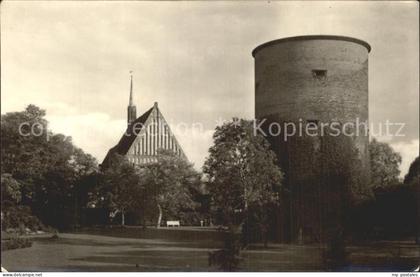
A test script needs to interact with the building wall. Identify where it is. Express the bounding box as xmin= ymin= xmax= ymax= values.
xmin=126 ymin=107 xmax=185 ymax=165
xmin=253 ymin=36 xmax=370 ymax=242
